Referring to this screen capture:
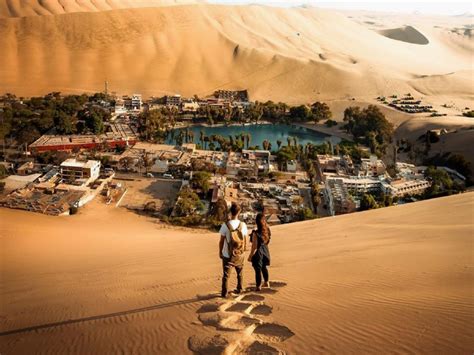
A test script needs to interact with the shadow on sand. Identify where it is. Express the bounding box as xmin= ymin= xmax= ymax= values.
xmin=1 ymin=293 xmax=219 ymax=337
